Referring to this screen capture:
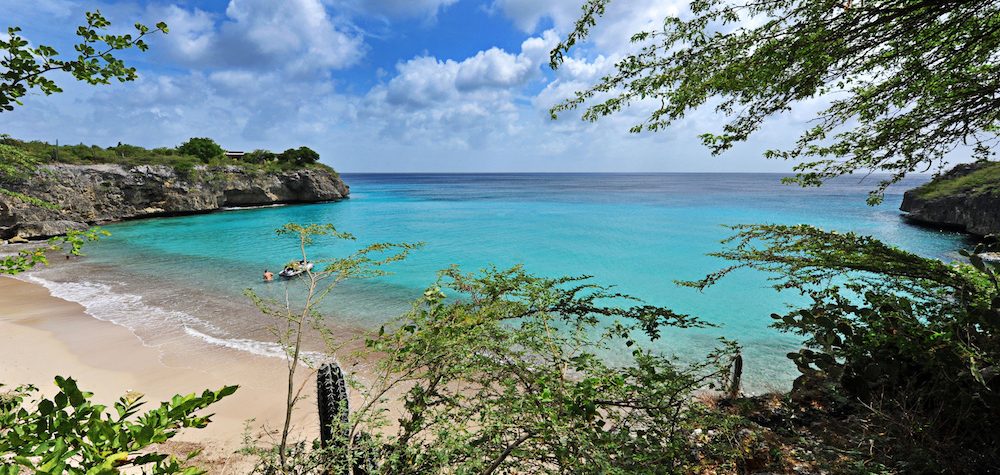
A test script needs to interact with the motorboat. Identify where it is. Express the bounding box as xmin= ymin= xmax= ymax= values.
xmin=279 ymin=261 xmax=314 ymax=278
